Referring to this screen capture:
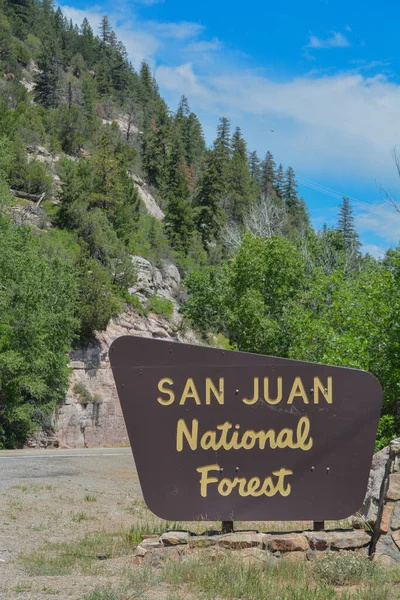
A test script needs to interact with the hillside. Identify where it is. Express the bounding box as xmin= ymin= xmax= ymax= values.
xmin=0 ymin=0 xmax=399 ymax=449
